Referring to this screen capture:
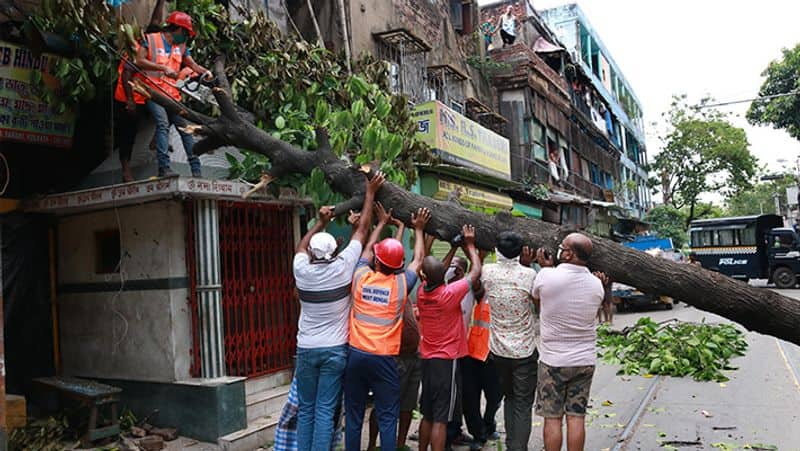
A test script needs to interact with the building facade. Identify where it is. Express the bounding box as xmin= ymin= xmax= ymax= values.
xmin=540 ymin=3 xmax=651 ymax=218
